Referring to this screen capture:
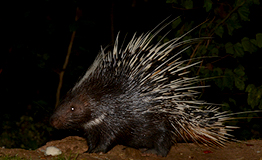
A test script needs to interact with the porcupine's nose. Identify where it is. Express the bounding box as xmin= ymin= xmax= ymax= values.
xmin=50 ymin=113 xmax=63 ymax=129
